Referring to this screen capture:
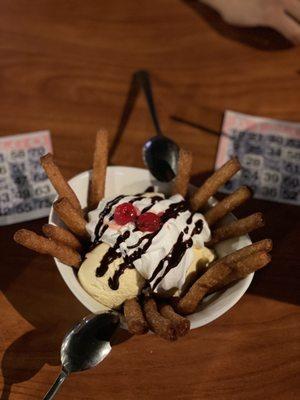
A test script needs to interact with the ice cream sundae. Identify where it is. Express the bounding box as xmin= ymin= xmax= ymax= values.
xmin=14 ymin=130 xmax=272 ymax=341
